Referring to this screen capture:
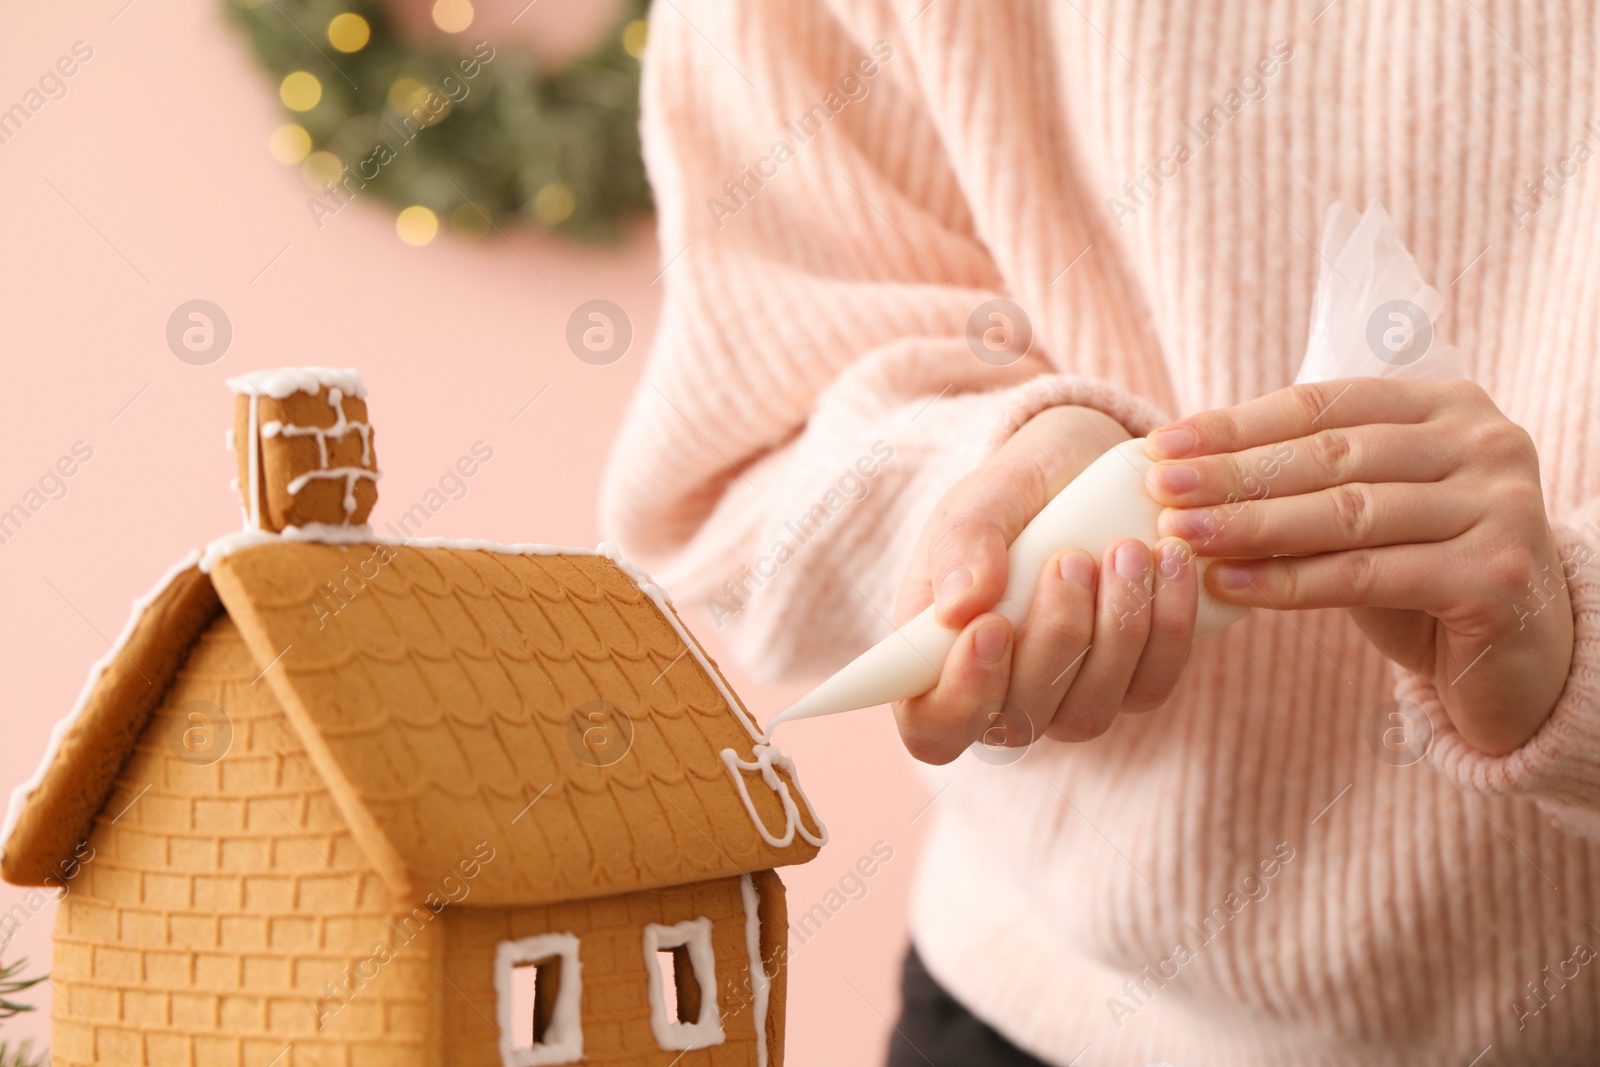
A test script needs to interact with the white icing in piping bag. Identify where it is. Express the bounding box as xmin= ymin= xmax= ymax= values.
xmin=767 ymin=438 xmax=1247 ymax=730
xmin=767 ymin=200 xmax=1467 ymax=736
